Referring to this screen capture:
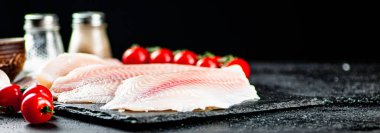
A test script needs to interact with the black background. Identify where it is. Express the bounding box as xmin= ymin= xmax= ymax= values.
xmin=0 ymin=1 xmax=377 ymax=61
